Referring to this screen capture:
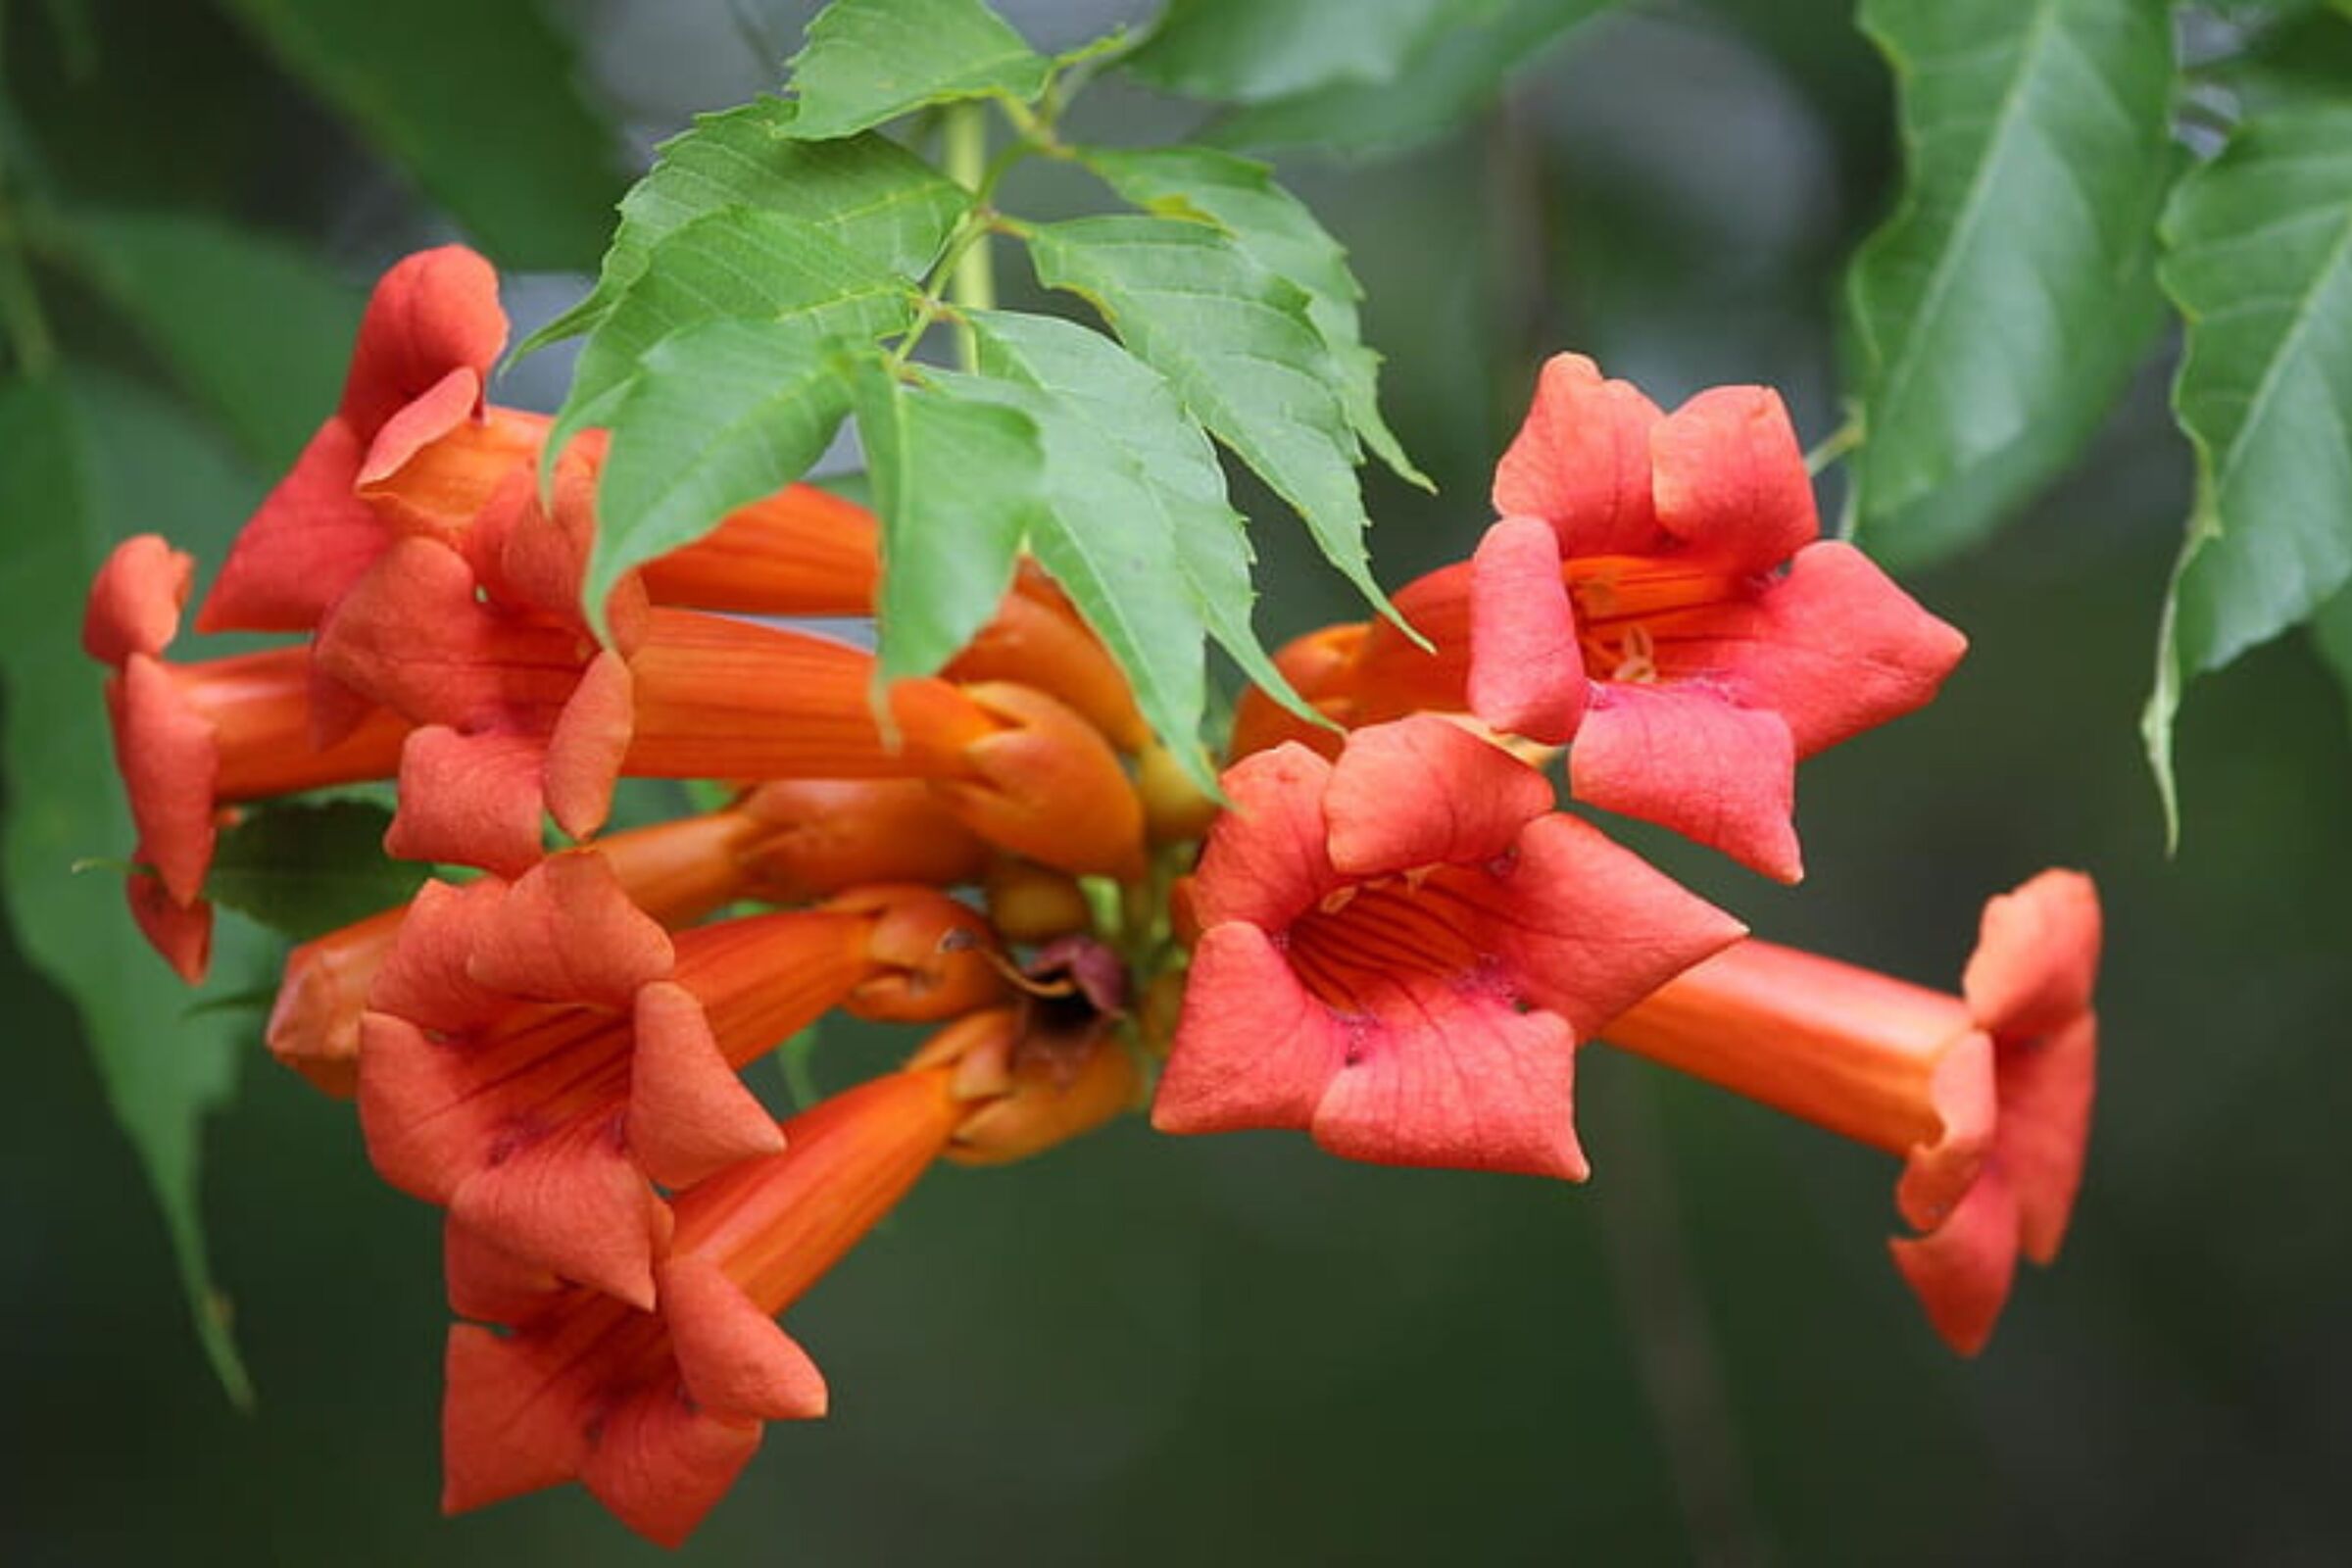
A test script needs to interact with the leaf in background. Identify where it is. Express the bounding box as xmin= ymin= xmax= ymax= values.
xmin=218 ymin=0 xmax=624 ymax=270
xmin=1842 ymin=0 xmax=2175 ymax=570
xmin=1123 ymin=0 xmax=1450 ymax=104
xmin=1204 ymin=0 xmax=1618 ymax=155
xmin=968 ymin=308 xmax=1317 ymax=734
xmin=204 ymin=800 xmax=425 ymax=941
xmin=518 ymin=98 xmax=966 ymax=356
xmin=2312 ymin=583 xmax=2352 ymax=733
xmin=2144 ymin=105 xmax=2352 ymax=842
xmin=1082 ymin=143 xmax=1426 ymax=487
xmin=0 ymin=369 xmax=276 ymax=1404
xmin=850 ymin=357 xmax=1042 ymax=683
xmin=783 ymin=0 xmax=1051 ymax=142
xmin=934 ymin=351 xmax=1214 ymax=789
xmin=588 ymin=319 xmax=858 ymax=619
xmin=550 ymin=208 xmax=918 ymax=488
xmin=74 ymin=211 xmax=360 ymax=469
xmin=1024 ymin=215 xmax=1401 ymax=627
